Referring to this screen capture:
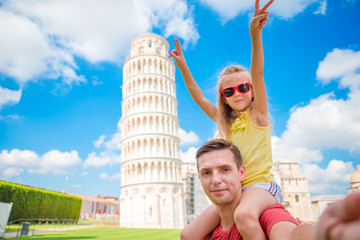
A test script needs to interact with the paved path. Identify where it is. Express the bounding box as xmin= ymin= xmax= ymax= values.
xmin=2 ymin=225 xmax=97 ymax=239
